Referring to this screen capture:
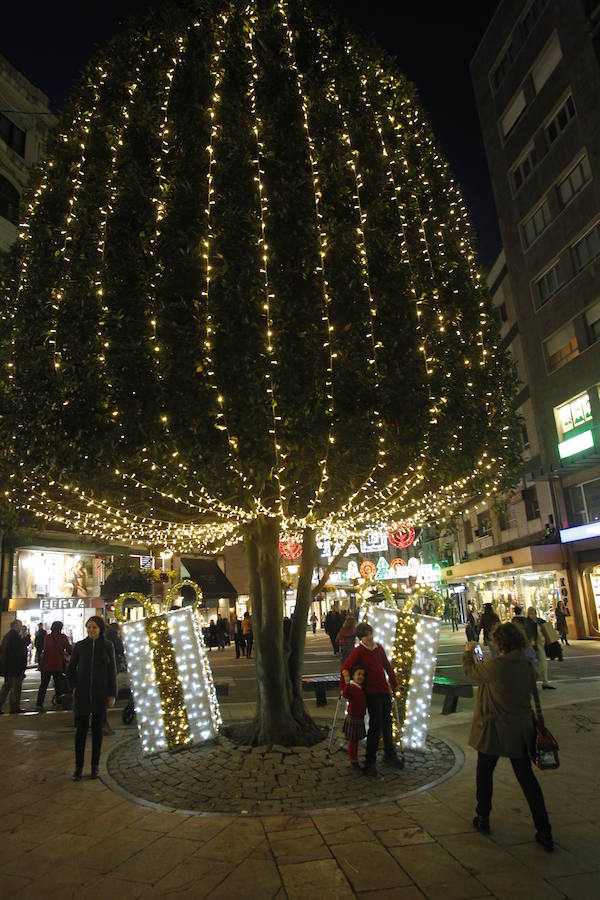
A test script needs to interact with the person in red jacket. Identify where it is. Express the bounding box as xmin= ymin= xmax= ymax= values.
xmin=341 ymin=622 xmax=403 ymax=775
xmin=35 ymin=621 xmax=72 ymax=712
xmin=341 ymin=664 xmax=367 ymax=766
